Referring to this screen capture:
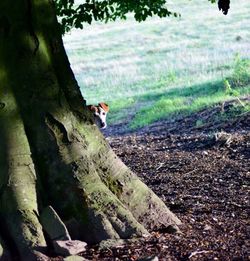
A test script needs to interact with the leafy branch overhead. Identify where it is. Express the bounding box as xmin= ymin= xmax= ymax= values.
xmin=55 ymin=0 xmax=176 ymax=32
xmin=55 ymin=0 xmax=230 ymax=33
